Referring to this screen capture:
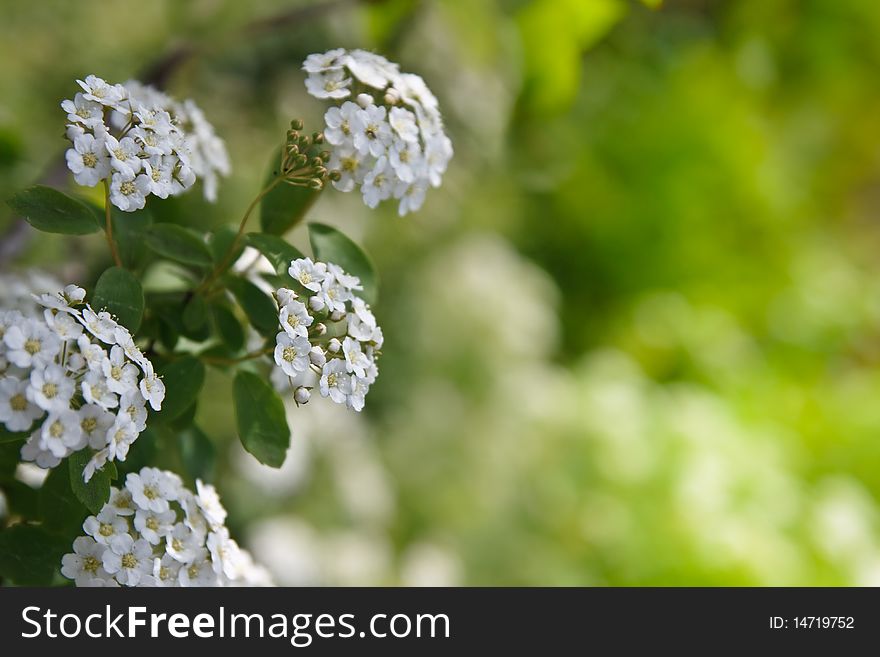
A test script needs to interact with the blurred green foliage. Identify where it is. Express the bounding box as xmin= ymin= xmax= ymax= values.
xmin=4 ymin=0 xmax=880 ymax=585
